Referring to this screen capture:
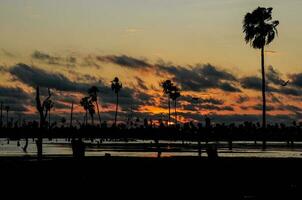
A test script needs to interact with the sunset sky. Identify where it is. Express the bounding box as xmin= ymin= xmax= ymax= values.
xmin=0 ymin=0 xmax=302 ymax=124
